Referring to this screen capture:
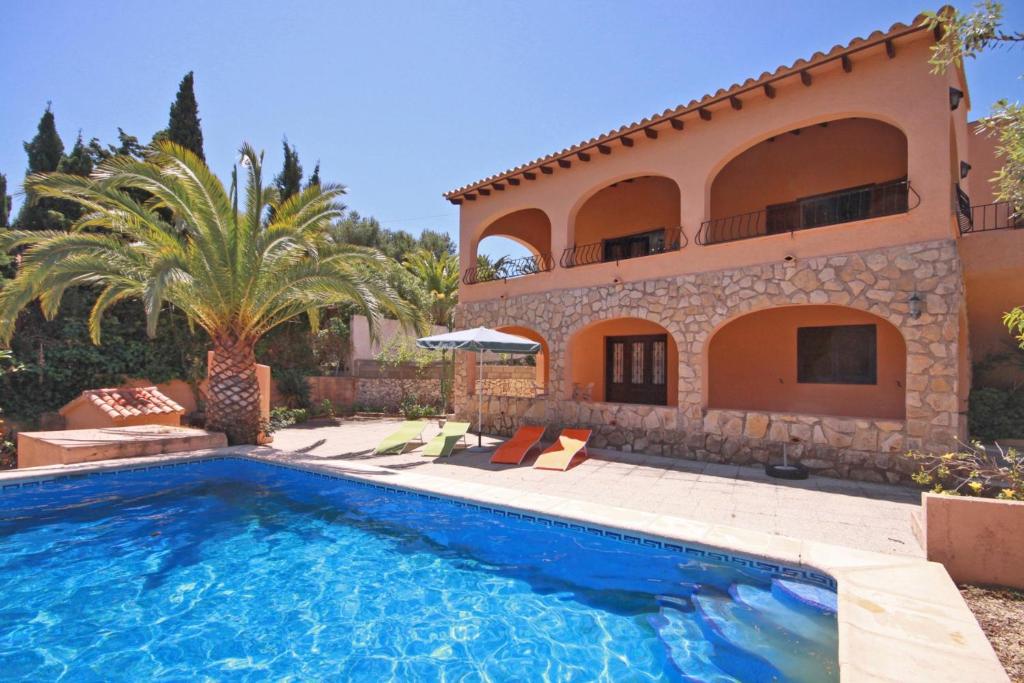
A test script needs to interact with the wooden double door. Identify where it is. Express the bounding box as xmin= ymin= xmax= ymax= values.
xmin=605 ymin=334 xmax=668 ymax=405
